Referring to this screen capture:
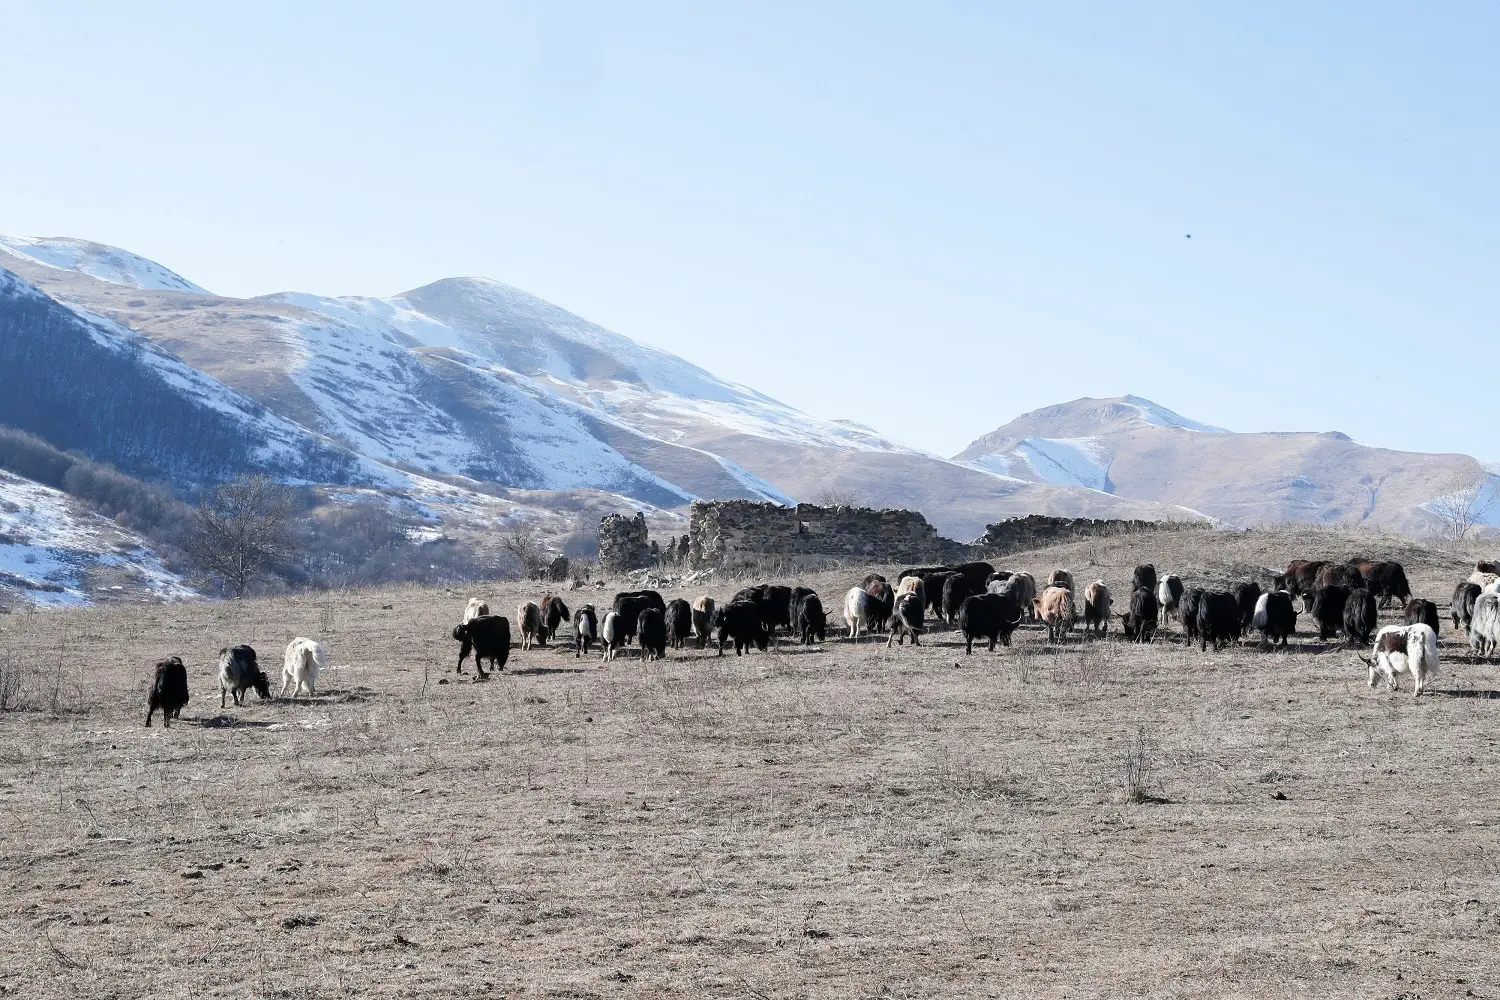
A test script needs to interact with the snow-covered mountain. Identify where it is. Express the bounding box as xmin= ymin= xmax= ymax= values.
xmin=956 ymin=396 xmax=1498 ymax=534
xmin=0 ymin=238 xmax=1201 ymax=540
